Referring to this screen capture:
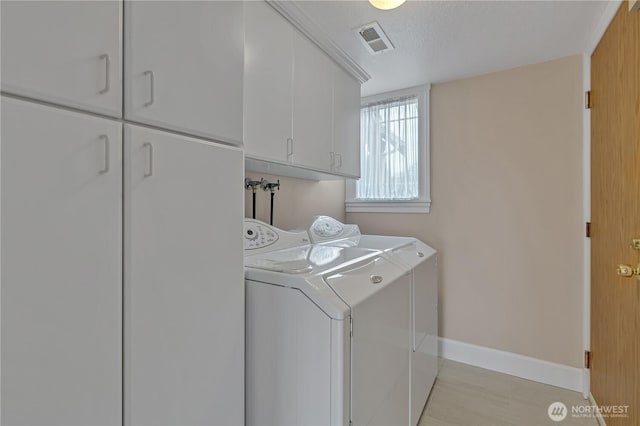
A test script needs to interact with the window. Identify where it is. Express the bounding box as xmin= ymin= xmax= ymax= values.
xmin=346 ymin=84 xmax=431 ymax=213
